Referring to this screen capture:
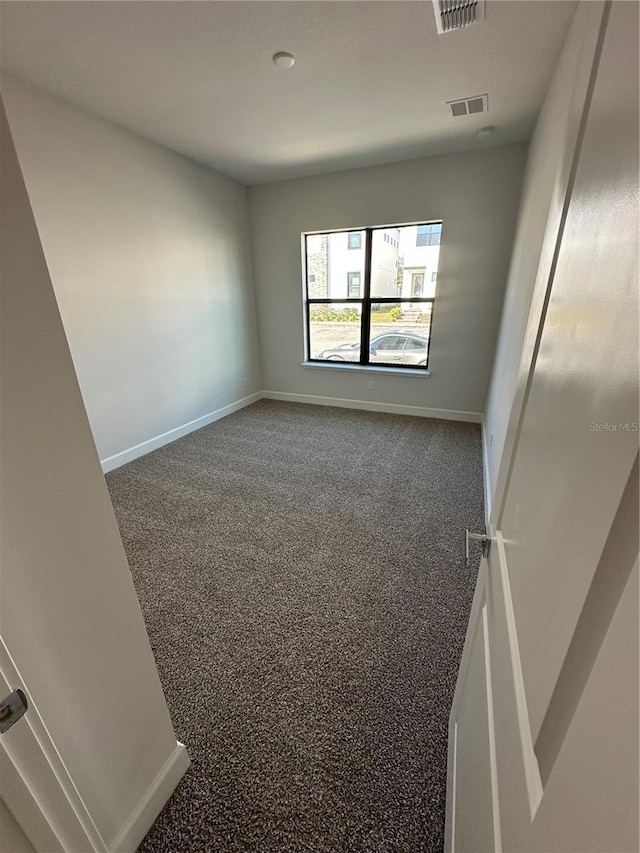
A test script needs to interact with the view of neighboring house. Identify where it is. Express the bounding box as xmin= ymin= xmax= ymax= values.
xmin=306 ymin=223 xmax=441 ymax=303
xmin=399 ymin=223 xmax=441 ymax=300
